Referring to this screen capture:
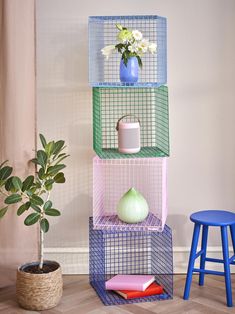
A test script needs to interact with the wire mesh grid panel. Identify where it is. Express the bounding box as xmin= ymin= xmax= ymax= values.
xmin=89 ymin=217 xmax=173 ymax=306
xmin=93 ymin=156 xmax=167 ymax=232
xmin=89 ymin=15 xmax=167 ymax=87
xmin=93 ymin=86 xmax=169 ymax=159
